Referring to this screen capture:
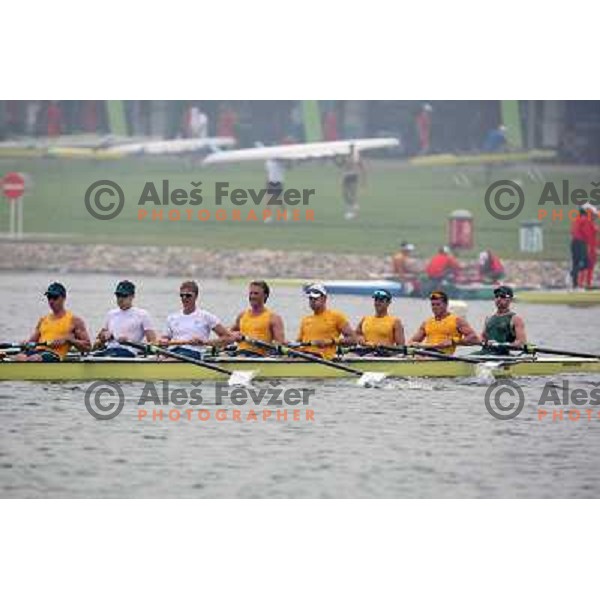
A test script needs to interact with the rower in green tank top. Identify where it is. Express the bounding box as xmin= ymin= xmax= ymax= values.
xmin=480 ymin=285 xmax=527 ymax=355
